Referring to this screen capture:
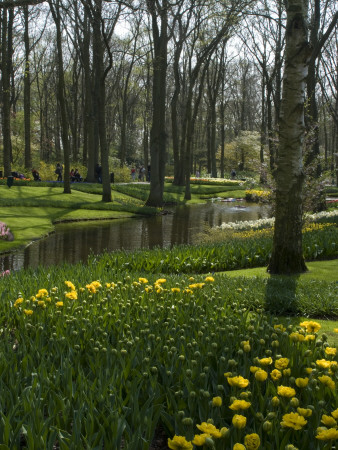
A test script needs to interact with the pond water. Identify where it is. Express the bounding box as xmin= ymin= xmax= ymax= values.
xmin=0 ymin=201 xmax=271 ymax=272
